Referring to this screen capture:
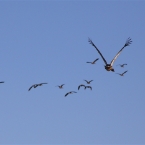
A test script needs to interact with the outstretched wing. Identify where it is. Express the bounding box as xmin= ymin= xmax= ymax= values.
xmin=65 ymin=92 xmax=69 ymax=97
xmin=84 ymin=80 xmax=88 ymax=83
xmin=89 ymin=80 xmax=93 ymax=83
xmin=0 ymin=81 xmax=4 ymax=83
xmin=86 ymin=62 xmax=91 ymax=63
xmin=86 ymin=86 xmax=92 ymax=90
xmin=88 ymin=38 xmax=107 ymax=65
xmin=72 ymin=91 xmax=77 ymax=93
xmin=28 ymin=85 xmax=34 ymax=91
xmin=122 ymin=70 xmax=128 ymax=75
xmin=40 ymin=83 xmax=47 ymax=85
xmin=93 ymin=58 xmax=99 ymax=63
xmin=78 ymin=84 xmax=85 ymax=90
xmin=110 ymin=38 xmax=132 ymax=66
